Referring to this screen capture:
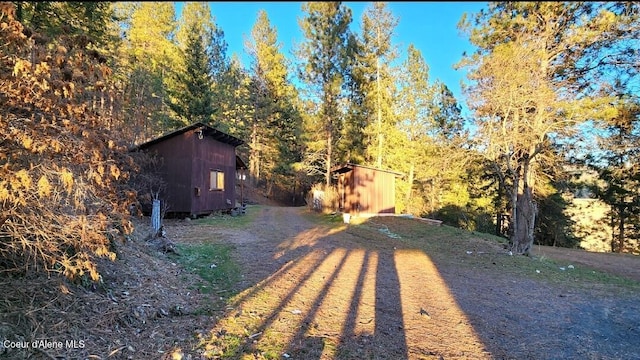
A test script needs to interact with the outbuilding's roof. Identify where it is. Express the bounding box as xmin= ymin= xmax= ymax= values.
xmin=331 ymin=163 xmax=404 ymax=177
xmin=133 ymin=122 xmax=244 ymax=150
